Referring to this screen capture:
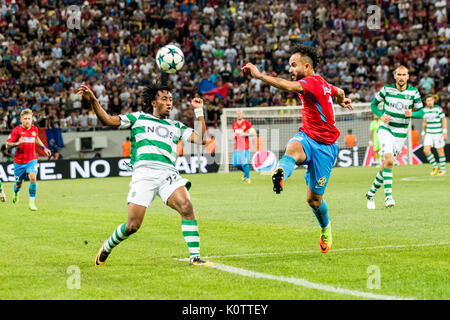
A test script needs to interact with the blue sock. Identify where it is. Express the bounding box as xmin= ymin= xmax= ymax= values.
xmin=242 ymin=164 xmax=250 ymax=179
xmin=235 ymin=165 xmax=243 ymax=172
xmin=278 ymin=155 xmax=296 ymax=180
xmin=29 ymin=182 xmax=37 ymax=198
xmin=14 ymin=183 xmax=22 ymax=194
xmin=312 ymin=199 xmax=330 ymax=228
